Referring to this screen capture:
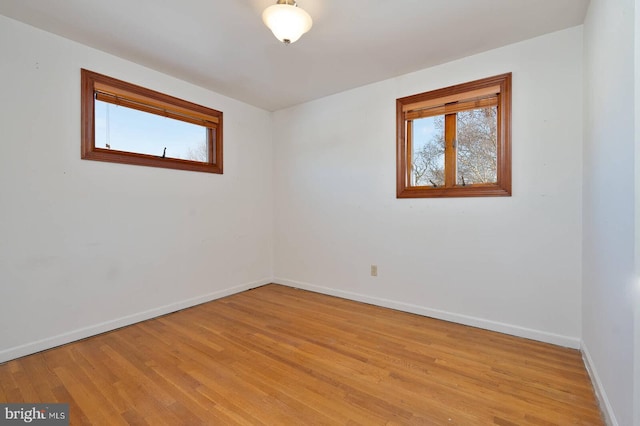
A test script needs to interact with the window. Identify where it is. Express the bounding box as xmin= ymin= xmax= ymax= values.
xmin=81 ymin=69 xmax=223 ymax=174
xmin=396 ymin=73 xmax=511 ymax=198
